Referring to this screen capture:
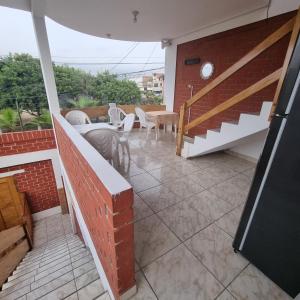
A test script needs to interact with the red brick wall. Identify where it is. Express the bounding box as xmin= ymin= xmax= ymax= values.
xmin=54 ymin=117 xmax=134 ymax=299
xmin=0 ymin=160 xmax=60 ymax=213
xmin=0 ymin=129 xmax=56 ymax=156
xmin=0 ymin=129 xmax=59 ymax=213
xmin=73 ymin=208 xmax=84 ymax=242
xmin=174 ymin=12 xmax=296 ymax=136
